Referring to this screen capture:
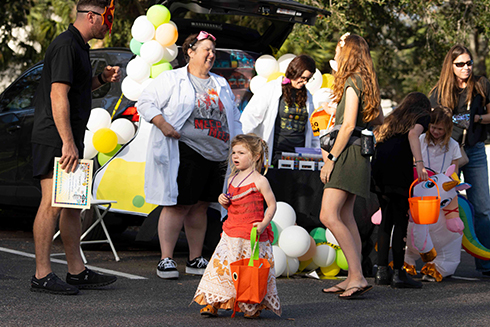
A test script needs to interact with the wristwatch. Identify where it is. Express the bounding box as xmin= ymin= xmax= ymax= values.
xmin=479 ymin=115 xmax=483 ymax=123
xmin=327 ymin=152 xmax=338 ymax=162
